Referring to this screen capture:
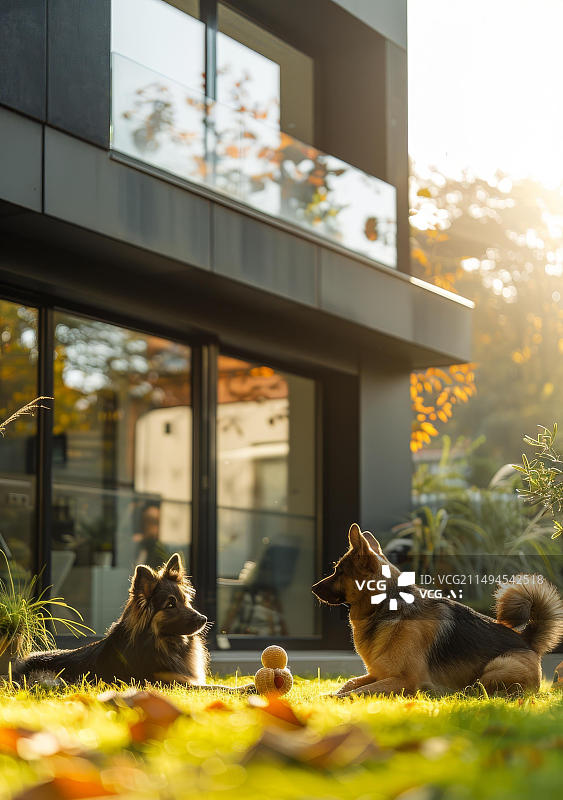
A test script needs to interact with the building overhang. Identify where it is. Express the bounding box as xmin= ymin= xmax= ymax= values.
xmin=0 ymin=111 xmax=472 ymax=374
